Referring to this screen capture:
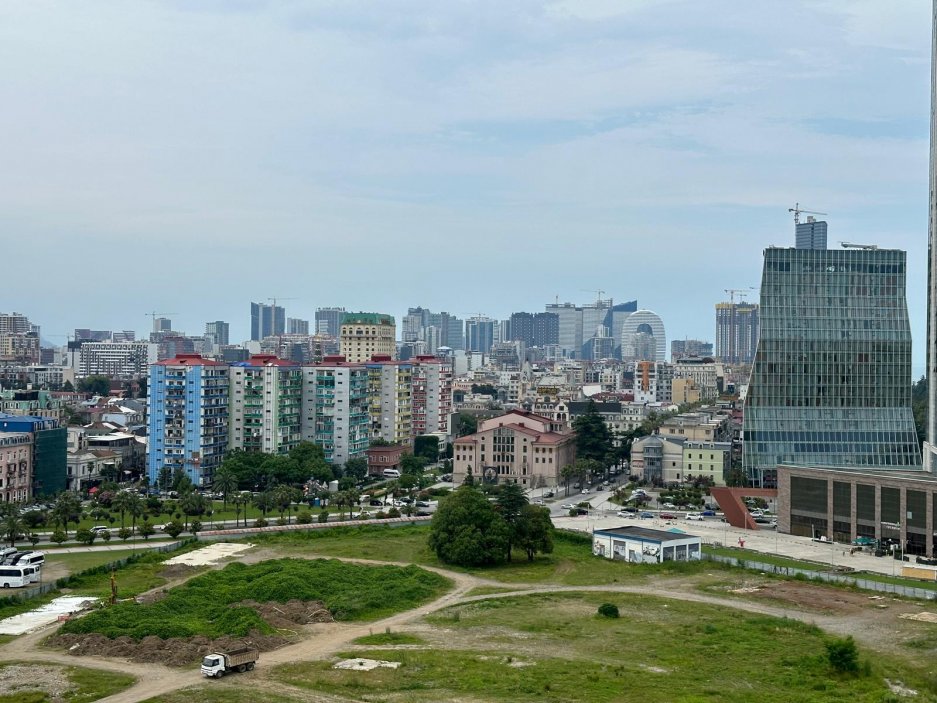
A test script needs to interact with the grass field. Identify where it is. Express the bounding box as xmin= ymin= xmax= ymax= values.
xmin=139 ymin=689 xmax=303 ymax=703
xmin=0 ymin=661 xmax=135 ymax=703
xmin=253 ymin=525 xmax=726 ymax=585
xmin=43 ymin=549 xmax=140 ymax=575
xmin=275 ymin=591 xmax=934 ymax=703
xmin=60 ymin=558 xmax=451 ymax=640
